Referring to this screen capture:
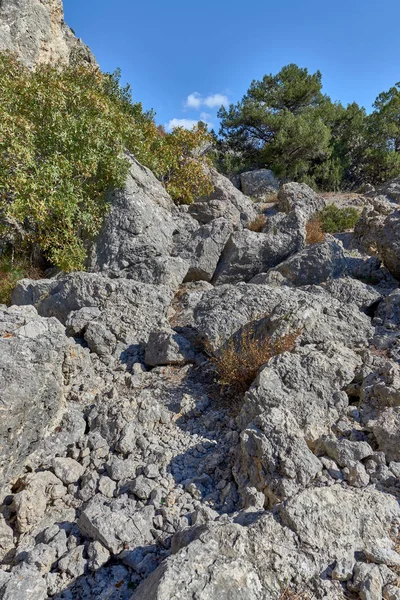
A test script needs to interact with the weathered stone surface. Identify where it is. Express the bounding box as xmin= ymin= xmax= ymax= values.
xmin=194 ymin=283 xmax=373 ymax=348
xmin=0 ymin=0 xmax=96 ymax=69
xmin=12 ymin=272 xmax=173 ymax=357
xmin=145 ymin=328 xmax=196 ymax=366
xmin=189 ymin=168 xmax=256 ymax=227
xmin=52 ymin=457 xmax=84 ymax=484
xmin=77 ymin=494 xmax=154 ymax=555
xmin=280 ymin=486 xmax=400 ymax=560
xmin=173 ymin=217 xmax=234 ymax=283
xmin=264 ymin=238 xmax=347 ymax=286
xmin=88 ymin=155 xmax=189 ymax=287
xmin=277 ymin=182 xmax=326 ymax=218
xmin=13 ymin=471 xmax=66 ymax=533
xmin=318 ymin=437 xmax=374 ymax=468
xmin=240 ymin=169 xmax=279 ymax=199
xmin=375 ymin=177 xmax=400 ymax=203
xmin=376 ymin=210 xmax=400 ymax=280
xmin=234 ymin=408 xmax=322 ymax=507
xmin=0 ymin=305 xmax=68 ymax=493
xmin=239 ymin=342 xmax=361 ymax=442
xmin=212 ymin=210 xmax=306 ymax=284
